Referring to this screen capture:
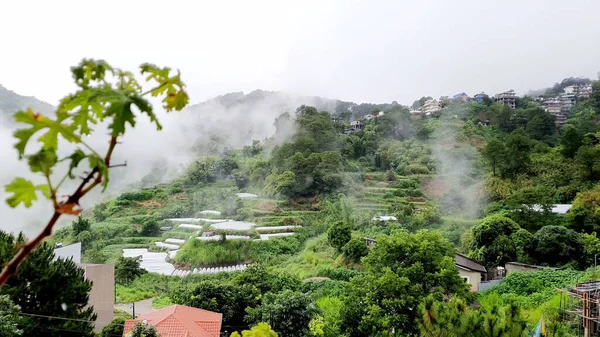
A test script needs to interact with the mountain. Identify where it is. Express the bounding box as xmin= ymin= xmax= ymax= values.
xmin=0 ymin=85 xmax=54 ymax=118
xmin=0 ymin=84 xmax=55 ymax=128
